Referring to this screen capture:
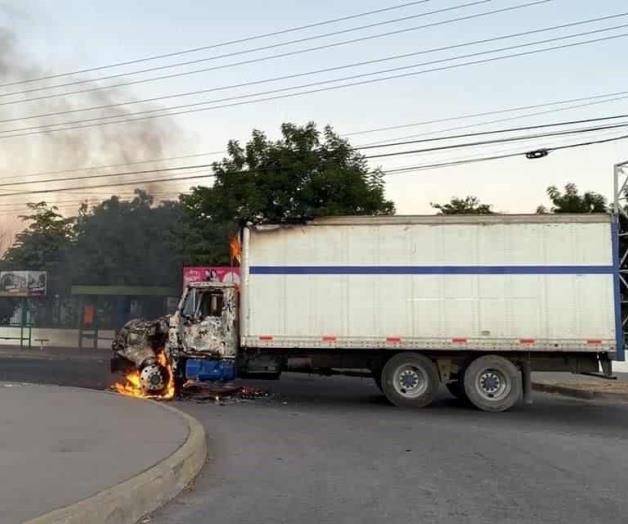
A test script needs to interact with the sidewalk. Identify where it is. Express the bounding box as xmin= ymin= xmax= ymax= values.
xmin=533 ymin=372 xmax=628 ymax=401
xmin=0 ymin=382 xmax=201 ymax=524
